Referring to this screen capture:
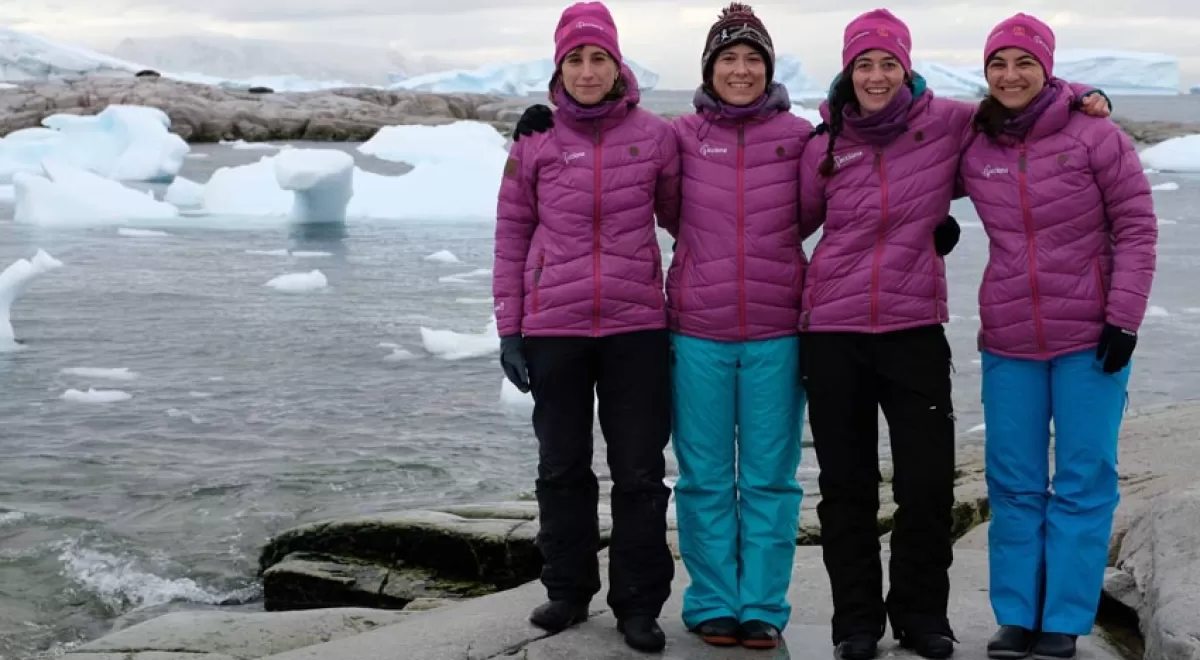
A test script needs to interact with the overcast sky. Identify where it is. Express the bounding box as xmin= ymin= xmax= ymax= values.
xmin=4 ymin=0 xmax=1197 ymax=88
